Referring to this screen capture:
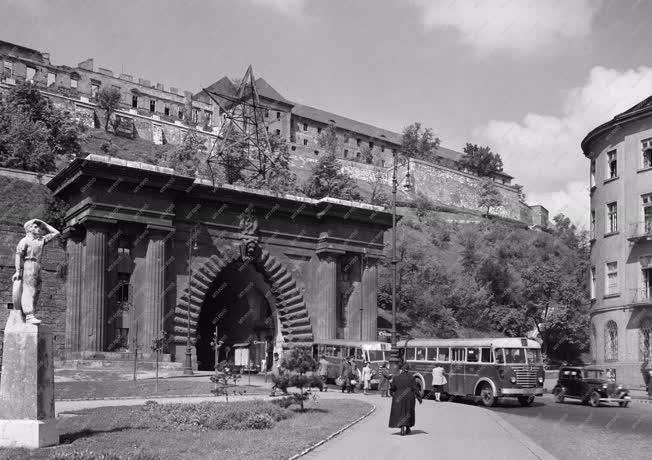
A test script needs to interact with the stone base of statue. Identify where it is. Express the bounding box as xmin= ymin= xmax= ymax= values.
xmin=0 ymin=310 xmax=58 ymax=448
